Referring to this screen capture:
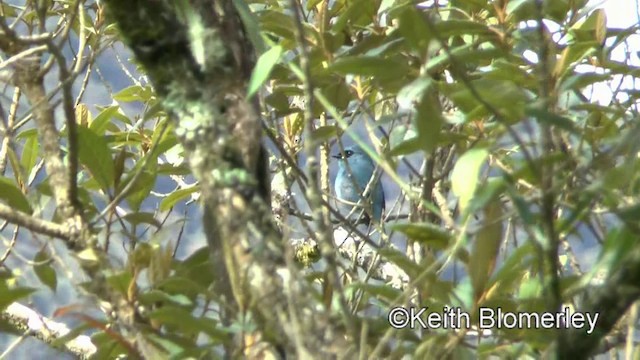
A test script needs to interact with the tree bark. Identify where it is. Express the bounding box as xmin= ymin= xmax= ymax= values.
xmin=104 ymin=0 xmax=346 ymax=356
